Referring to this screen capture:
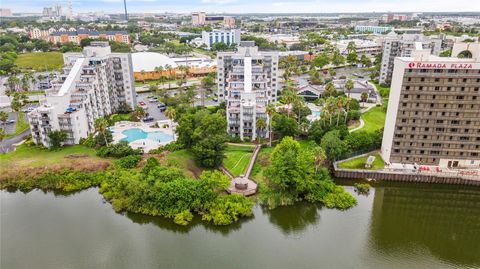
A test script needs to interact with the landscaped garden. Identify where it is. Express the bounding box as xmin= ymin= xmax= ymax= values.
xmin=223 ymin=144 xmax=255 ymax=176
xmin=337 ymin=153 xmax=385 ymax=170
xmin=357 ymin=106 xmax=386 ymax=133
